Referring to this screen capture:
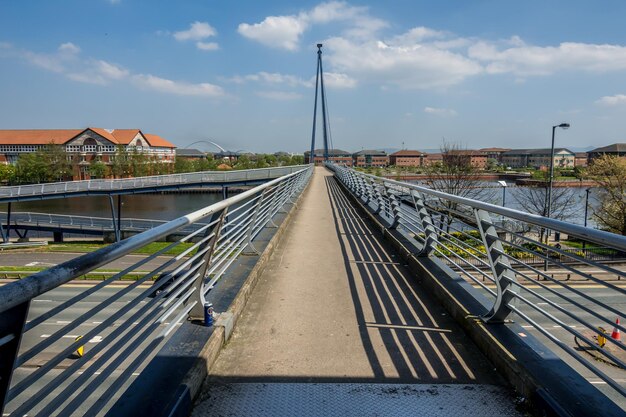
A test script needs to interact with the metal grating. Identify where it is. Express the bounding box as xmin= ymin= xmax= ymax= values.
xmin=192 ymin=383 xmax=523 ymax=417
